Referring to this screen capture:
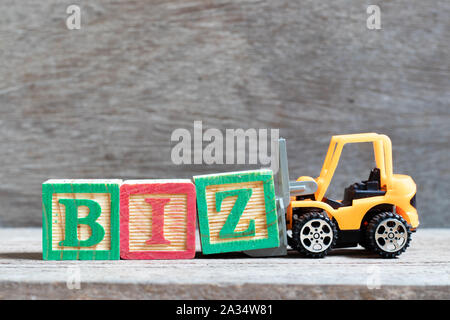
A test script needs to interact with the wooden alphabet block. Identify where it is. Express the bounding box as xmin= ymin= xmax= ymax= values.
xmin=120 ymin=180 xmax=196 ymax=259
xmin=194 ymin=170 xmax=279 ymax=254
xmin=42 ymin=179 xmax=121 ymax=260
